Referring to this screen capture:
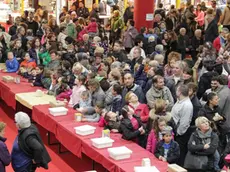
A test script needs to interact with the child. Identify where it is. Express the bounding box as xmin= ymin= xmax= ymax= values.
xmin=20 ymin=52 xmax=37 ymax=69
xmin=68 ymin=75 xmax=87 ymax=108
xmin=47 ymin=73 xmax=60 ymax=96
xmin=31 ymin=66 xmax=45 ymax=87
xmin=38 ymin=46 xmax=51 ymax=66
xmin=5 ymin=51 xmax=19 ymax=73
xmin=110 ymin=84 xmax=122 ymax=114
xmin=154 ymin=126 xmax=180 ymax=164
xmin=56 ymin=83 xmax=72 ymax=101
xmin=12 ymin=39 xmax=24 ymax=63
xmin=75 ymin=90 xmax=91 ymax=110
xmin=146 ymin=117 xmax=167 ymax=153
xmin=82 ymin=103 xmax=105 ymax=122
xmin=98 ymin=111 xmax=120 ymax=133
xmin=85 ymin=18 xmax=98 ymax=40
